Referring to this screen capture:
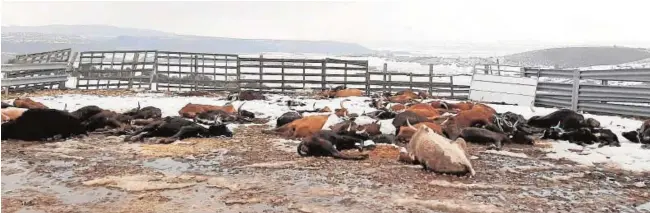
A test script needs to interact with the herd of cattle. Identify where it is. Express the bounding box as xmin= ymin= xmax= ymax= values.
xmin=1 ymin=87 xmax=649 ymax=176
